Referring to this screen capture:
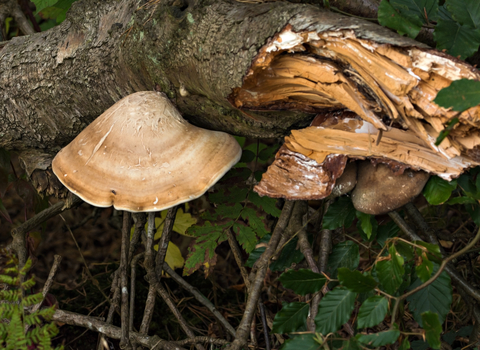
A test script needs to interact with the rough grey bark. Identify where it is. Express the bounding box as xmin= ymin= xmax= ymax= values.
xmin=0 ymin=0 xmax=425 ymax=171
